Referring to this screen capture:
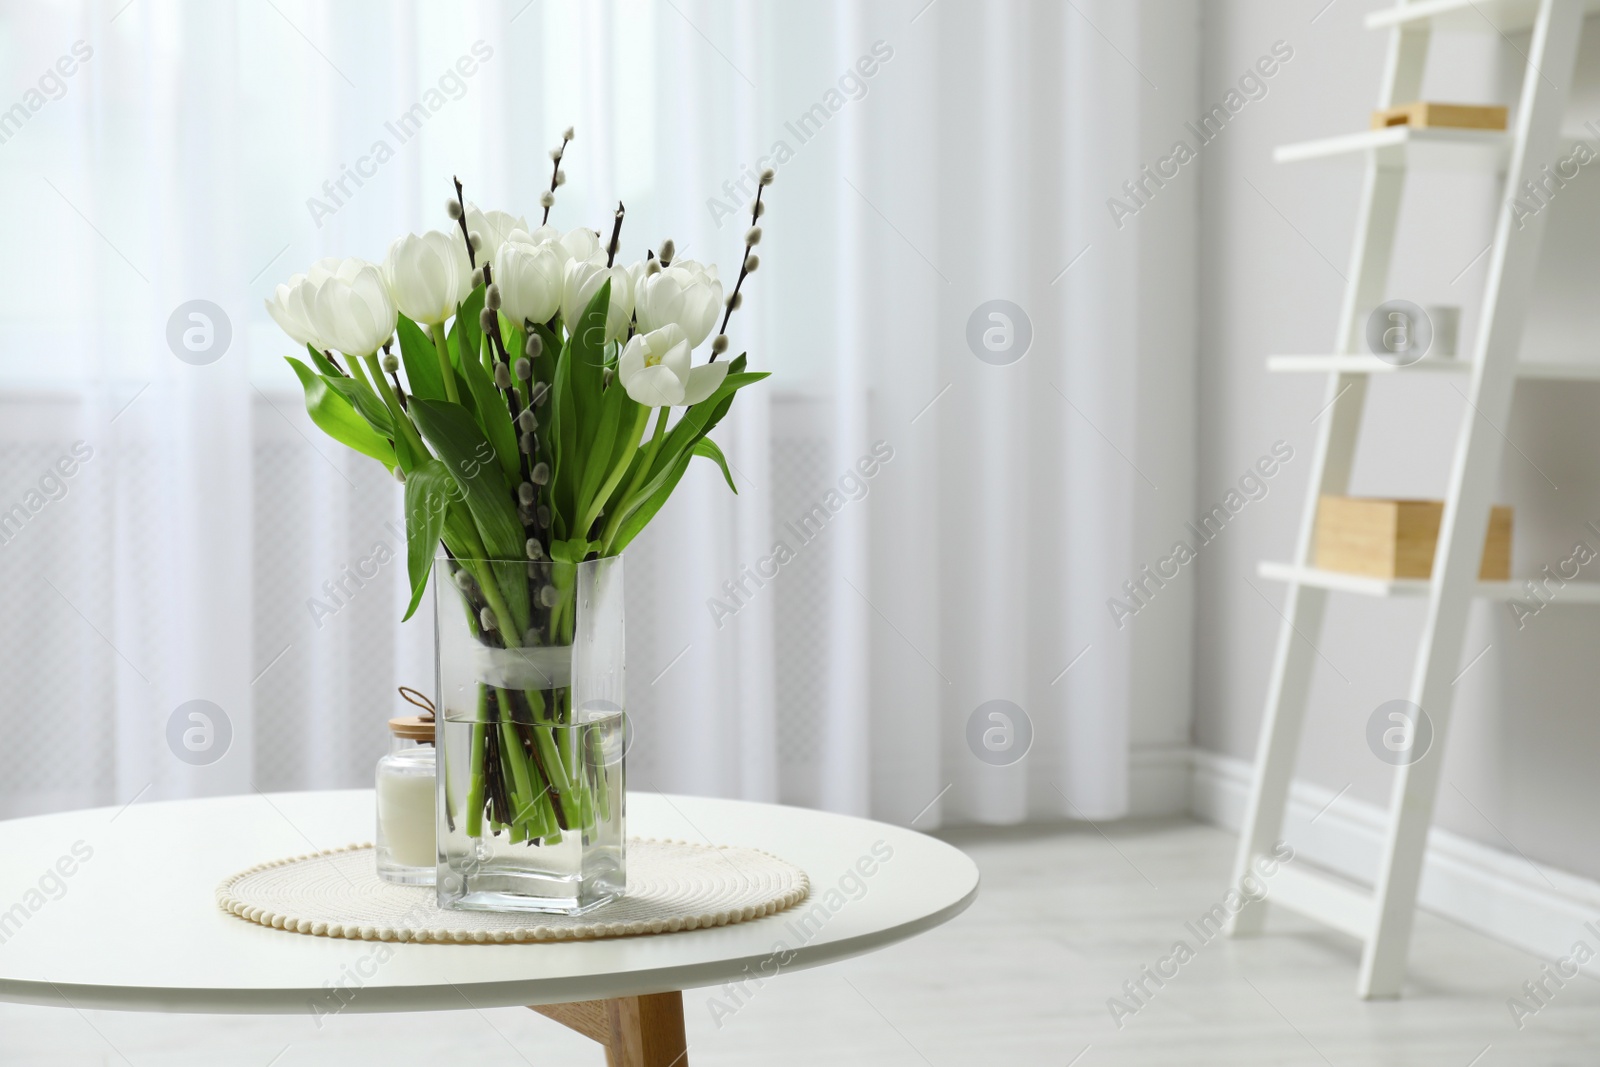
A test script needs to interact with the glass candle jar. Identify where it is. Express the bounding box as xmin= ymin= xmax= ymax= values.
xmin=375 ymin=714 xmax=436 ymax=885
